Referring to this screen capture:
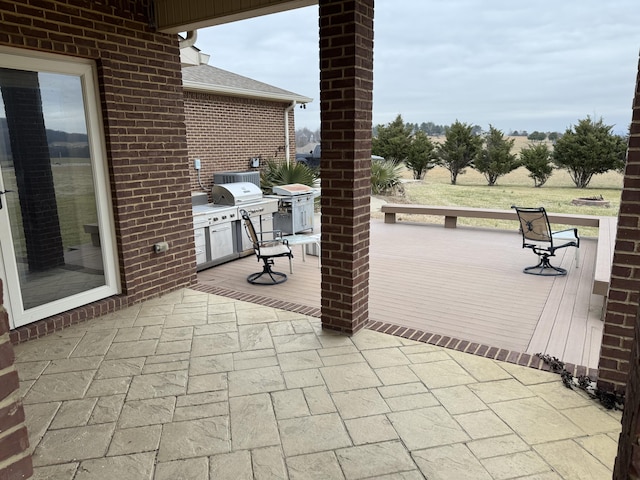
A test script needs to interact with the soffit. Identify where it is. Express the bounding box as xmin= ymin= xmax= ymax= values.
xmin=154 ymin=0 xmax=317 ymax=33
